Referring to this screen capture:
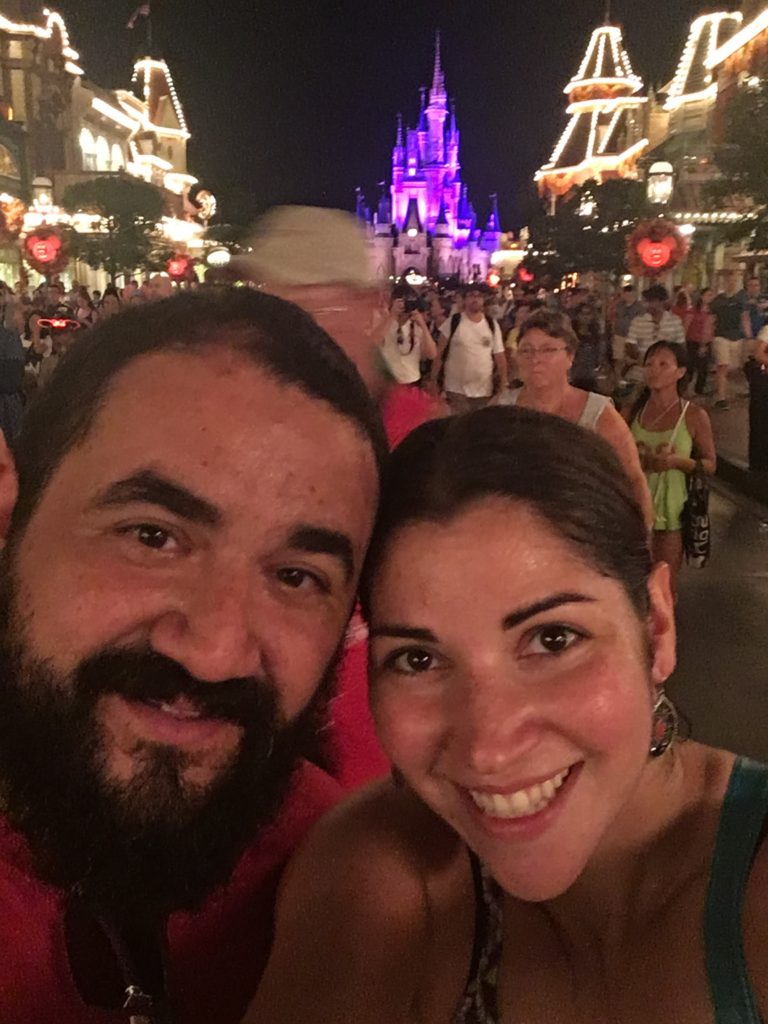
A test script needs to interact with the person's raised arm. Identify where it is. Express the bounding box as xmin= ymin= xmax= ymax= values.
xmin=428 ymin=325 xmax=452 ymax=397
xmin=685 ymin=406 xmax=717 ymax=476
xmin=492 ymin=322 xmax=509 ymax=396
xmin=242 ymin=787 xmax=432 ymax=1024
xmin=413 ymin=311 xmax=438 ymax=362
